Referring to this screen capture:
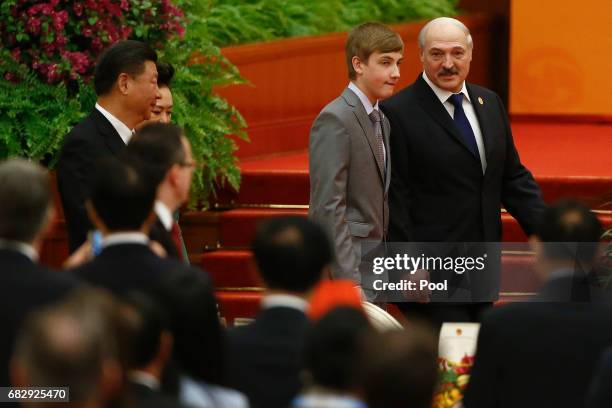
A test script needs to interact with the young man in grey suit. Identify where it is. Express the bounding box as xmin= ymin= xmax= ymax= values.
xmin=309 ymin=23 xmax=403 ymax=299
